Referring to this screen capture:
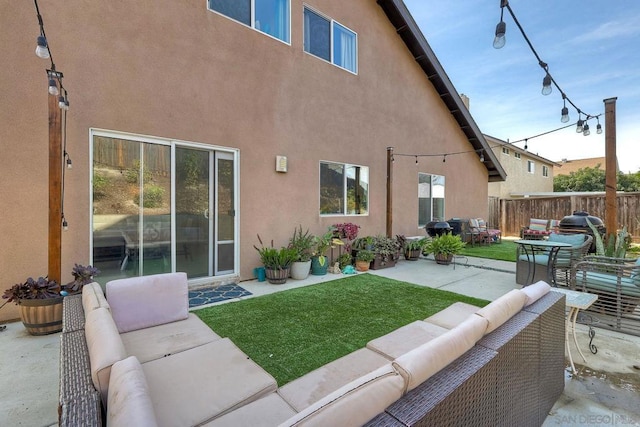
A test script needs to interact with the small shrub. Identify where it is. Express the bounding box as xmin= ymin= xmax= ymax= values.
xmin=93 ymin=173 xmax=110 ymax=200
